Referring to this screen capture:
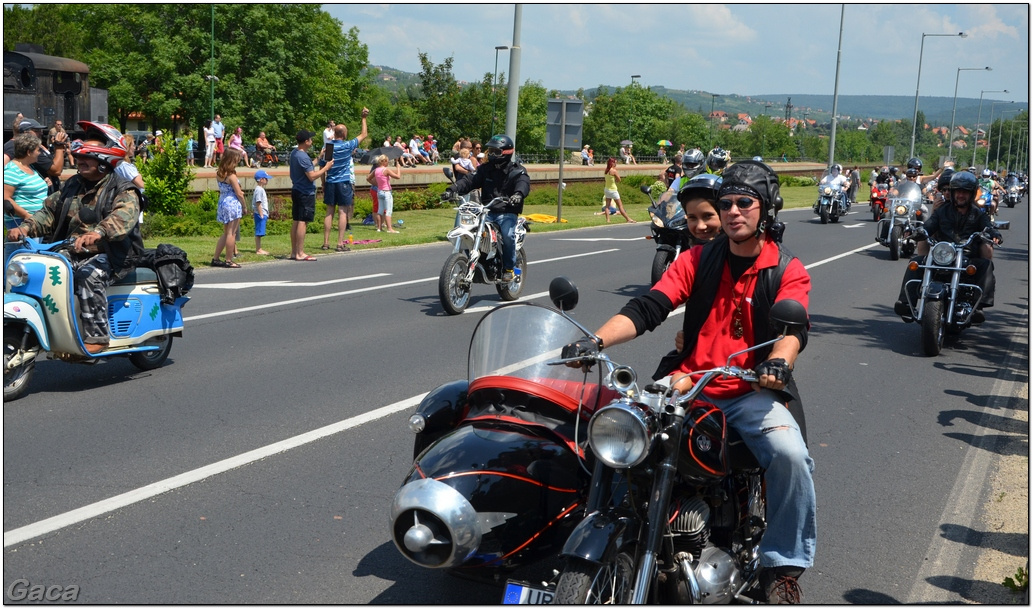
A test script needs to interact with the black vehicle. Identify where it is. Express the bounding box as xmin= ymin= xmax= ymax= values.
xmin=550 ymin=298 xmax=809 ymax=604
xmin=389 ymin=279 xmax=611 ymax=596
xmin=4 ymin=45 xmax=106 ymax=140
xmin=876 ymin=181 xmax=927 ymax=261
xmin=641 ymin=184 xmax=690 ymax=285
xmin=900 ymin=229 xmax=997 ymax=356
